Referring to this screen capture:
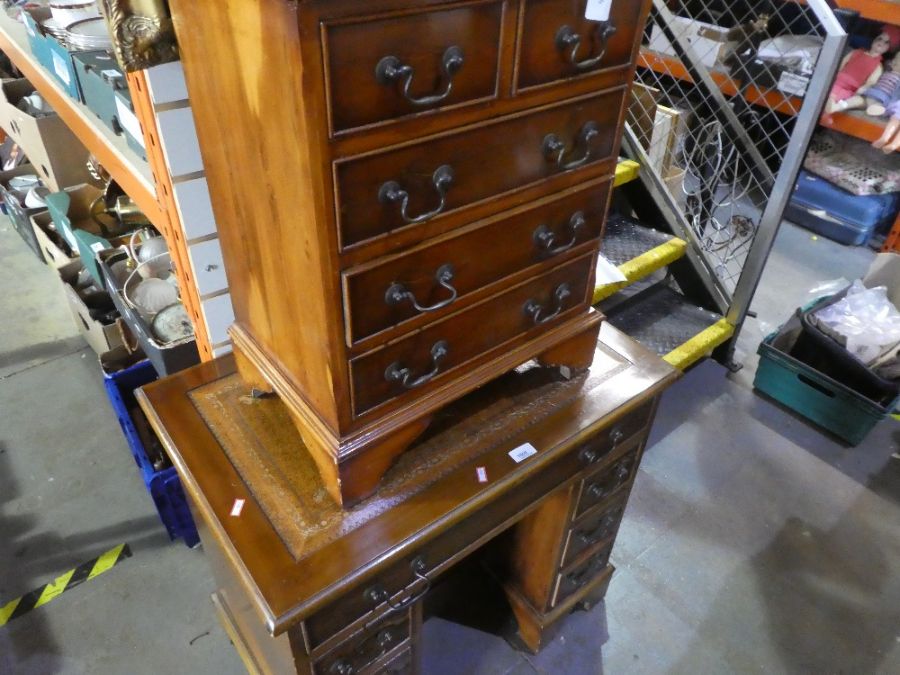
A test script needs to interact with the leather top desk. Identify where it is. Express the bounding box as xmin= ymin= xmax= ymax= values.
xmin=138 ymin=325 xmax=677 ymax=674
